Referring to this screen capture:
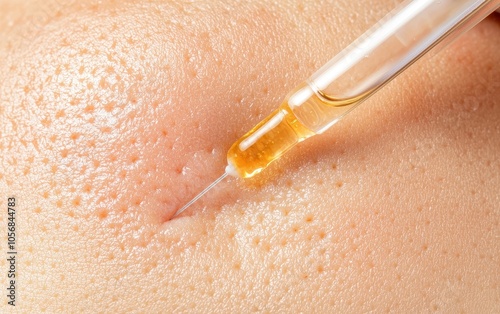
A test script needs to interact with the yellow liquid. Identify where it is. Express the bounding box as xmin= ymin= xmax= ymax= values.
xmin=226 ymin=80 xmax=367 ymax=179
xmin=227 ymin=102 xmax=315 ymax=178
